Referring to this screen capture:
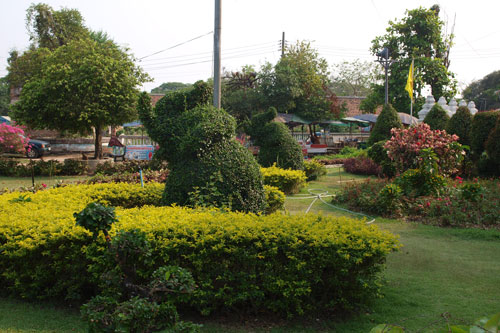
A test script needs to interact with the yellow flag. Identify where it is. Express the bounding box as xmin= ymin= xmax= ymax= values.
xmin=405 ymin=59 xmax=414 ymax=102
